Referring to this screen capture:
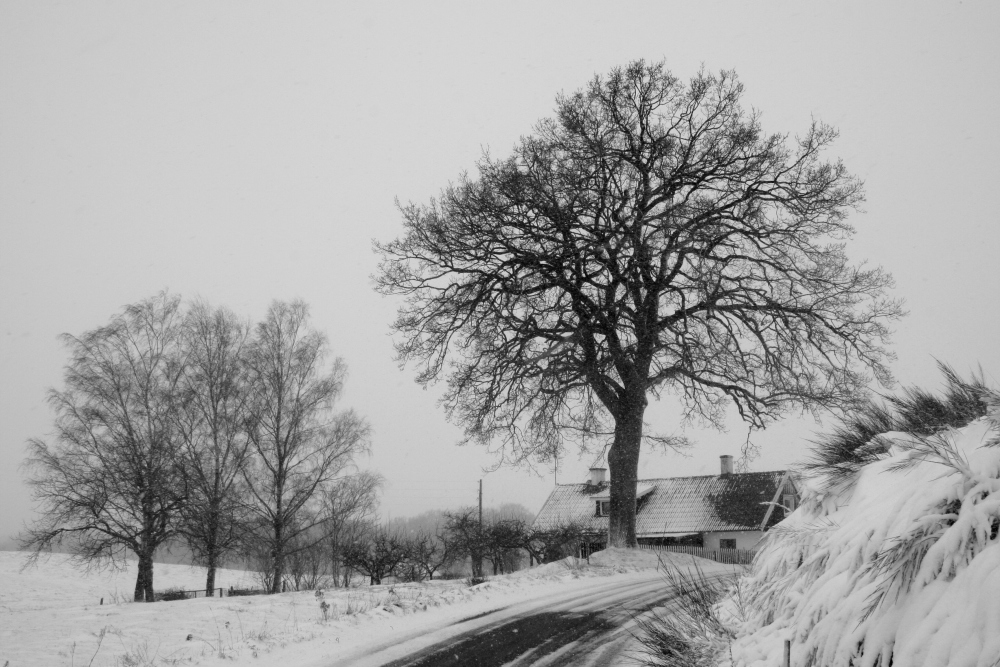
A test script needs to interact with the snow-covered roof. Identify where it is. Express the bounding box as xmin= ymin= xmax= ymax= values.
xmin=533 ymin=471 xmax=795 ymax=535
xmin=589 ymin=482 xmax=654 ymax=502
